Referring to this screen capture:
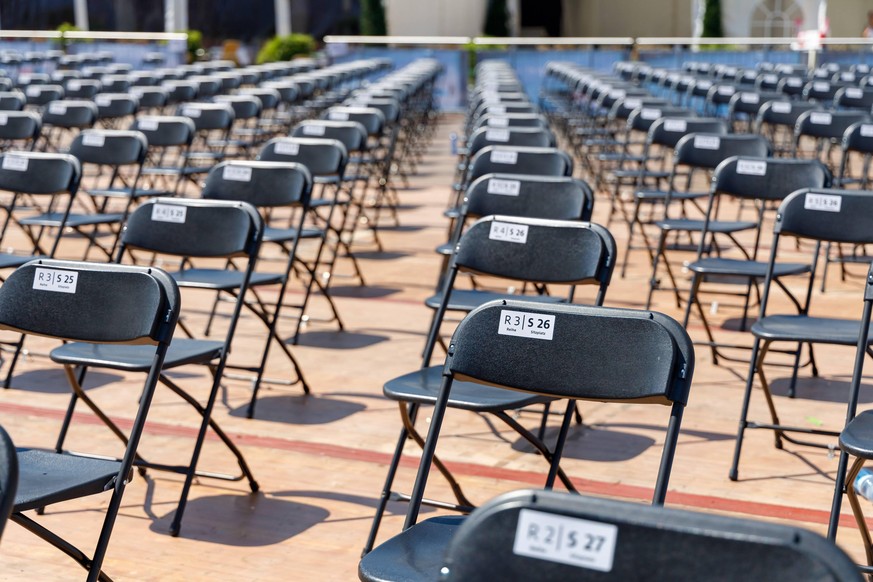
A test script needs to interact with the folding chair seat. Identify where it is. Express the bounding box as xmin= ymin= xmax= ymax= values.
xmin=62 ymin=78 xmax=101 ymax=100
xmin=443 ymin=489 xmax=861 ymax=582
xmin=682 ymin=157 xmax=831 ymax=365
xmin=792 ymin=110 xmax=871 ymax=171
xmin=0 ymin=110 xmax=41 ymax=152
xmin=94 ymin=93 xmax=138 ymax=129
xmin=644 ymin=133 xmax=772 ymax=309
xmin=730 ymin=188 xmax=873 ymax=482
xmin=756 ymin=99 xmax=821 ymax=157
xmin=3 ymin=258 xmax=180 ymax=581
xmin=360 ymin=296 xmax=693 ymax=580
xmin=0 ymin=424 xmax=16 ymax=542
xmin=48 ymin=198 xmax=266 ymax=537
xmin=199 ymin=161 xmax=316 ymax=418
xmin=0 ymin=90 xmax=25 ymax=111
xmin=362 ymin=216 xmax=617 ymax=556
xmin=23 ymin=84 xmax=63 ymax=108
xmin=257 ymin=137 xmax=350 ymax=341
